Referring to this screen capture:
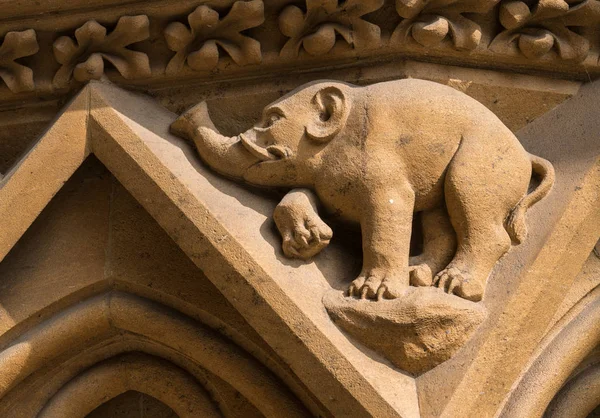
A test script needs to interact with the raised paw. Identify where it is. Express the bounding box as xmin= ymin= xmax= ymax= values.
xmin=409 ymin=264 xmax=433 ymax=287
xmin=274 ymin=205 xmax=332 ymax=261
xmin=434 ymin=267 xmax=484 ymax=302
xmin=348 ymin=269 xmax=408 ymax=301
